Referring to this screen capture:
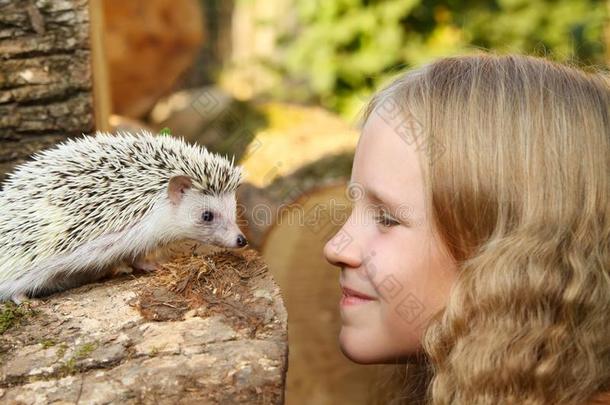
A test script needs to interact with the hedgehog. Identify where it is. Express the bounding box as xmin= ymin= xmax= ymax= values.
xmin=0 ymin=130 xmax=247 ymax=303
